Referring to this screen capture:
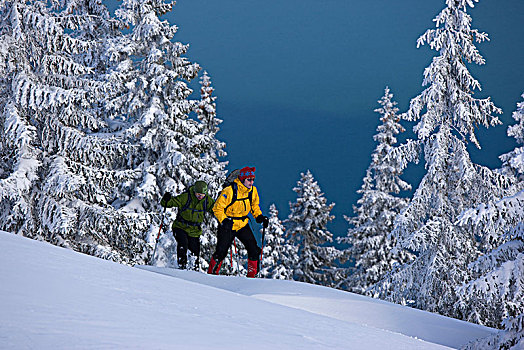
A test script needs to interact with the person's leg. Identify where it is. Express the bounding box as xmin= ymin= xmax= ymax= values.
xmin=208 ymin=223 xmax=235 ymax=274
xmin=187 ymin=235 xmax=201 ymax=270
xmin=173 ymin=228 xmax=189 ymax=269
xmin=235 ymin=225 xmax=261 ymax=277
